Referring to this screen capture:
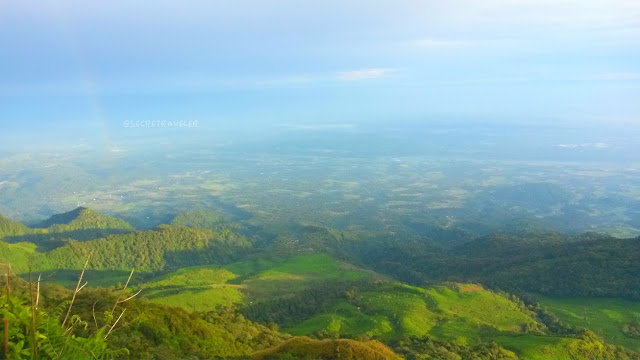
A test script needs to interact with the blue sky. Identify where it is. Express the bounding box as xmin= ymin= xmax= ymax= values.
xmin=1 ymin=0 xmax=639 ymax=141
